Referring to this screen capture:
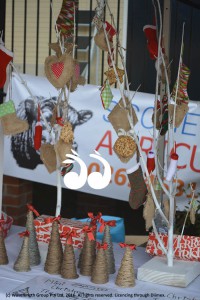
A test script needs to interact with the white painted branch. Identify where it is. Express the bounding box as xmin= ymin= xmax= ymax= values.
xmin=102 ymin=9 xmax=169 ymax=226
